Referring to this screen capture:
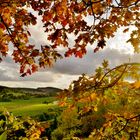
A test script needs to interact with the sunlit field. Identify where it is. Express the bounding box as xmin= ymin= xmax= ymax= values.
xmin=0 ymin=97 xmax=56 ymax=116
